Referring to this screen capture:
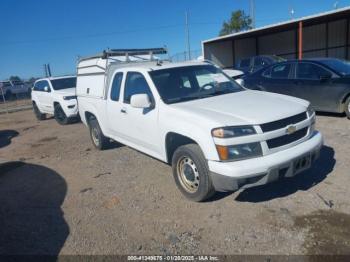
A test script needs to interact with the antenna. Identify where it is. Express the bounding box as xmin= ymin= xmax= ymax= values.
xmin=289 ymin=6 xmax=295 ymax=20
xmin=334 ymin=1 xmax=339 ymax=9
